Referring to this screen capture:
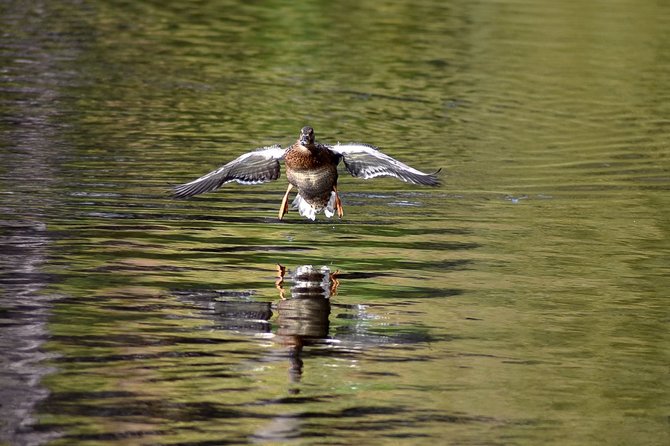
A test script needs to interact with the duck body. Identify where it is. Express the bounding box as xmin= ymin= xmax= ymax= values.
xmin=173 ymin=126 xmax=440 ymax=221
xmin=284 ymin=130 xmax=341 ymax=219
